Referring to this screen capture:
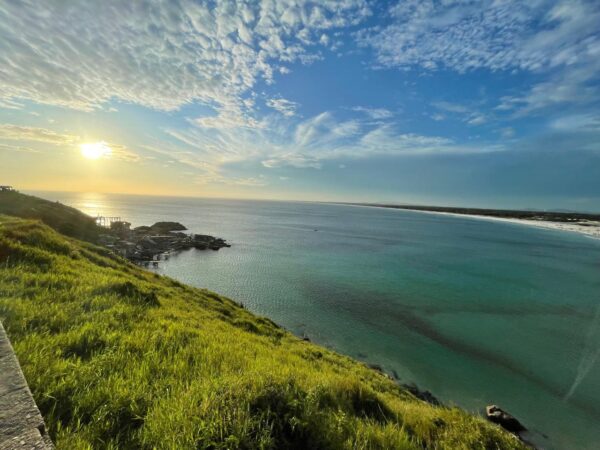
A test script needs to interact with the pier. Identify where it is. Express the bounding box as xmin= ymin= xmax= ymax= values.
xmin=95 ymin=215 xmax=122 ymax=228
